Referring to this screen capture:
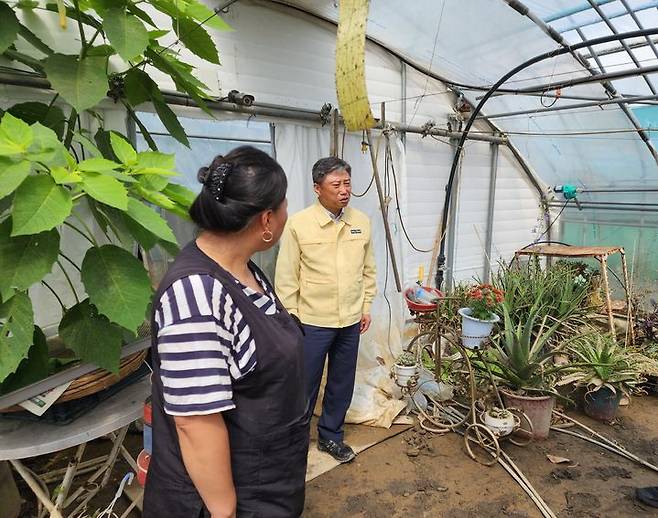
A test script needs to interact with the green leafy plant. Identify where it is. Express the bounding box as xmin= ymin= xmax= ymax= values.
xmin=483 ymin=302 xmax=570 ymax=394
xmin=463 ymin=283 xmax=503 ymax=321
xmin=560 ymin=333 xmax=643 ymax=395
xmin=395 ymin=351 xmax=417 ymax=367
xmin=0 ymin=0 xmax=231 ymax=148
xmin=0 ymin=112 xmax=194 ymax=390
